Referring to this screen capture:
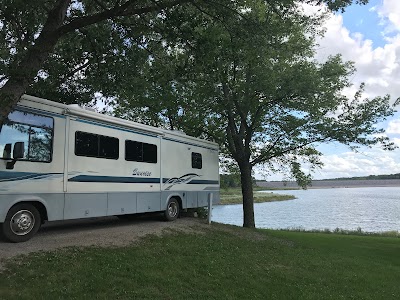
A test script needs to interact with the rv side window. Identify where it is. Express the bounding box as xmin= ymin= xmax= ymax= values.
xmin=192 ymin=152 xmax=202 ymax=169
xmin=0 ymin=110 xmax=53 ymax=162
xmin=75 ymin=131 xmax=119 ymax=159
xmin=125 ymin=140 xmax=157 ymax=163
